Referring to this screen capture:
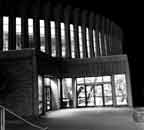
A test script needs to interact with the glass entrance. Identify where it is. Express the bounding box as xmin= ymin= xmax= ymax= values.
xmin=77 ymin=83 xmax=113 ymax=107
